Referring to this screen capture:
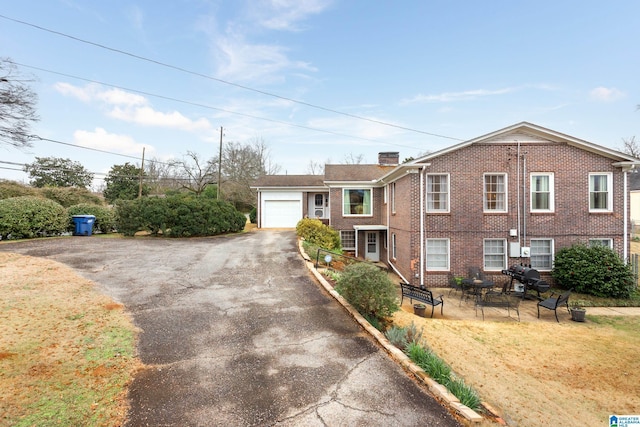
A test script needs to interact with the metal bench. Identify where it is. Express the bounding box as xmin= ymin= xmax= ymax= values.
xmin=400 ymin=283 xmax=444 ymax=318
